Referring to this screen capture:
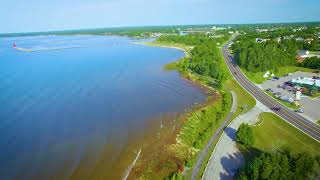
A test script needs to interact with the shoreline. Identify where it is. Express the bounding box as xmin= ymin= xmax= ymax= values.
xmin=128 ymin=40 xmax=227 ymax=179
xmin=131 ymin=41 xmax=189 ymax=57
xmin=133 ymin=41 xmax=215 ymax=92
